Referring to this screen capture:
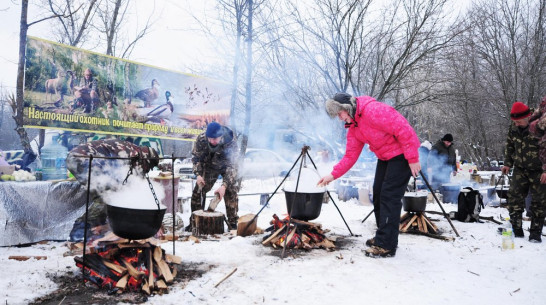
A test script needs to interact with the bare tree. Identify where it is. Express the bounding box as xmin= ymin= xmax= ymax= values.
xmin=93 ymin=0 xmax=156 ymax=58
xmin=434 ymin=0 xmax=546 ymax=166
xmin=44 ymin=0 xmax=99 ymax=47
xmin=13 ymin=0 xmax=69 ymax=153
